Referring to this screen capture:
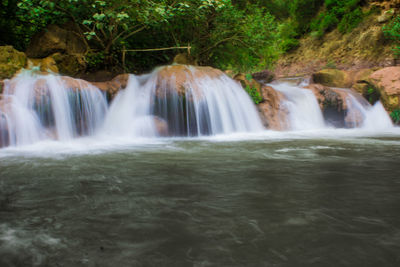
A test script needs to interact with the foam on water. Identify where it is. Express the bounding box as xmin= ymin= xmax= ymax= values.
xmin=0 ymin=68 xmax=399 ymax=152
